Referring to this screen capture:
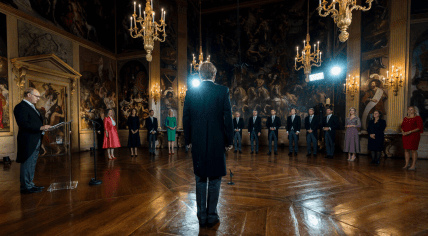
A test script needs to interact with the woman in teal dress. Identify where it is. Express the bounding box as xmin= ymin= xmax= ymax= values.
xmin=165 ymin=109 xmax=177 ymax=154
